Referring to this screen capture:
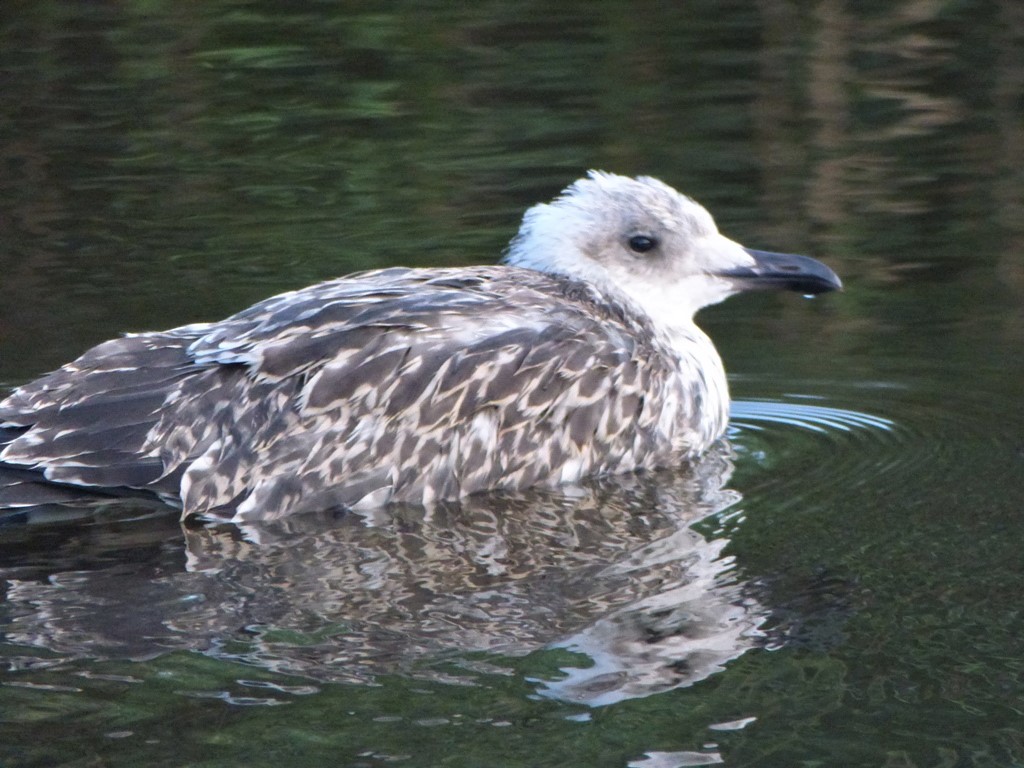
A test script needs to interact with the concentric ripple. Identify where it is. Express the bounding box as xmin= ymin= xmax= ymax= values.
xmin=727 ymin=394 xmax=907 ymax=475
xmin=724 ymin=376 xmax=1023 ymax=517
xmin=724 ymin=388 xmax=924 ymax=508
xmin=729 ymin=398 xmax=896 ymax=435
